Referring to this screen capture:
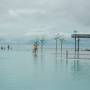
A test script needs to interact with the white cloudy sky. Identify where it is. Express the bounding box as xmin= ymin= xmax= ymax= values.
xmin=0 ymin=0 xmax=90 ymax=37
